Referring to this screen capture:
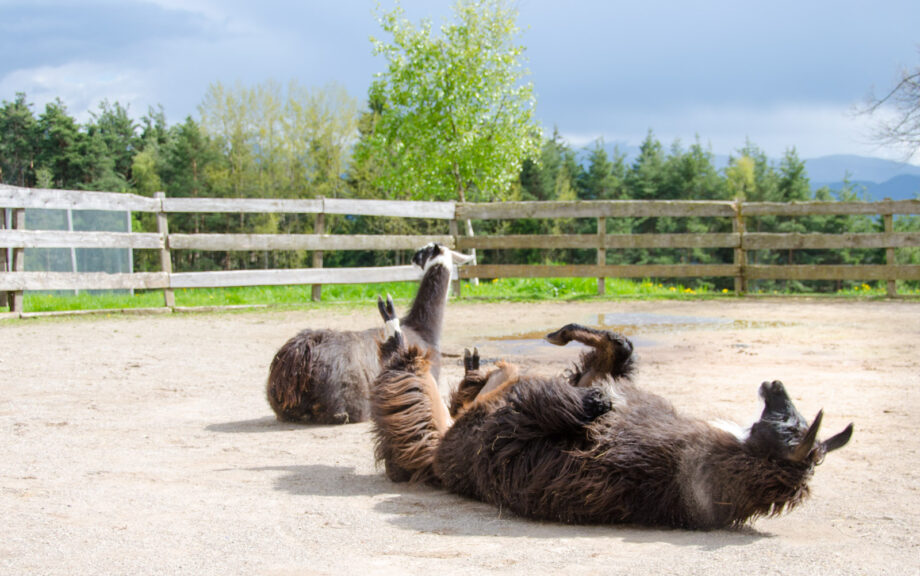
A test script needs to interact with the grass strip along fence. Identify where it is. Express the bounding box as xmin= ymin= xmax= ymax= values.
xmin=2 ymin=183 xmax=920 ymax=317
